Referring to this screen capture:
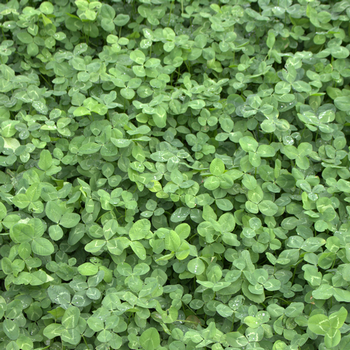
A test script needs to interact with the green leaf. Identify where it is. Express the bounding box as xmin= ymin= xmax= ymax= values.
xmin=3 ymin=319 xmax=20 ymax=340
xmin=267 ymin=31 xmax=275 ymax=49
xmin=10 ymin=224 xmax=35 ymax=243
xmin=325 ymin=329 xmax=341 ymax=348
xmin=129 ymin=219 xmax=150 ymax=240
xmin=292 ymin=81 xmax=311 ymax=93
xmin=219 ymin=213 xmax=236 ymax=232
xmin=49 ymin=224 xmax=64 ymax=241
xmin=204 ymin=176 xmax=221 ymax=190
xmin=258 ymin=200 xmax=278 ymax=216
xmin=285 ymin=302 xmax=304 ymax=318
xmin=12 ymin=194 xmax=30 ymax=209
xmin=216 ymin=304 xmax=233 ymax=317
xmin=18 ymin=242 xmax=31 ymax=260
xmin=165 ymin=230 xmax=181 ymax=251
xmin=73 ymin=106 xmax=90 ymax=116
xmin=187 ymin=258 xmax=205 ymax=275
xmin=32 ymin=238 xmax=54 ymax=256
xmin=140 ymin=327 xmax=160 ymax=350
xmin=38 ymin=150 xmax=52 ymax=171
xmin=175 ymin=241 xmax=190 ymax=260
xmin=216 ymin=198 xmax=233 ymax=211
xmin=17 ymin=31 xmax=33 ymax=44
xmin=242 ymin=174 xmax=257 ymax=190
xmin=334 ymin=96 xmax=350 ymax=111
xmin=43 ymin=323 xmax=64 ymax=339
xmin=114 ymin=14 xmax=130 ymax=26
xmin=16 ymin=335 xmax=34 ymax=350
xmin=333 ymin=288 xmax=350 ymax=302
xmin=79 ymin=142 xmax=101 ymax=154
xmin=170 ymin=169 xmax=183 ymax=185
xmin=85 ymin=240 xmax=106 ymax=254
xmin=239 ymin=136 xmax=258 ymax=152
xmin=121 ymin=87 xmax=135 ymax=100
xmin=130 ymin=50 xmax=146 ymax=64
xmin=171 ymin=207 xmax=190 ymax=223
xmin=62 ymin=306 xmax=80 ymax=329
xmin=111 ymin=138 xmax=132 ymax=148
xmin=45 ymin=201 xmax=63 ymax=223
xmin=244 ymin=316 xmax=260 ymax=328
xmin=152 ymin=105 xmax=167 ymax=128
xmin=202 ymin=205 xmax=217 ymax=221
xmin=188 ymin=100 xmax=206 ymax=110
xmin=61 ymin=328 xmax=81 ymax=345
xmin=308 ymin=314 xmax=329 ymax=335
xmin=60 ymin=213 xmax=80 ymax=228
xmin=312 ymin=284 xmax=334 ymax=300
xmin=283 ymin=145 xmax=298 ymax=159
xmin=257 ymin=144 xmax=276 ymax=157
xmin=98 ymin=329 xmax=113 ymax=342
xmin=210 ymin=158 xmax=225 ymax=176
xmin=226 ymin=332 xmax=249 ymax=347
xmin=40 ymin=1 xmax=54 ymax=14
xmin=329 ymin=307 xmax=347 ymax=329
xmin=78 ymin=263 xmax=99 ymax=276
xmin=130 ymin=241 xmax=146 ymax=260
xmin=4 ymin=2 xmax=350 ymax=347
xmin=242 ymin=280 xmax=265 ymax=303
xmin=48 ymin=285 xmax=71 ymax=306
xmin=331 ymin=46 xmax=349 ymax=59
